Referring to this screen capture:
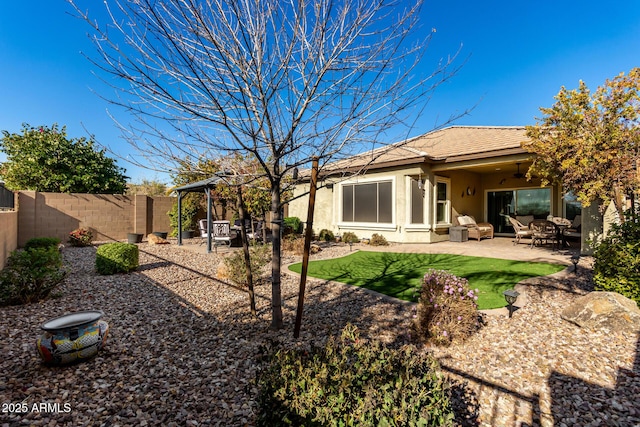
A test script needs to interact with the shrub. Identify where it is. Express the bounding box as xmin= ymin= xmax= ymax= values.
xmin=369 ymin=233 xmax=389 ymax=246
xmin=168 ymin=194 xmax=201 ymax=236
xmin=593 ymin=213 xmax=640 ymax=306
xmin=416 ymin=269 xmax=481 ymax=347
xmin=68 ymin=228 xmax=94 ymax=247
xmin=95 ymin=243 xmax=139 ymax=275
xmin=342 ymin=231 xmax=360 ymax=244
xmin=318 ymin=229 xmax=334 ymax=242
xmin=283 ymin=217 xmax=303 ymax=235
xmin=282 ymin=235 xmax=305 ymax=255
xmin=0 ymin=247 xmax=67 ymax=306
xmin=24 ymin=237 xmax=61 ymax=251
xmin=222 ymin=244 xmax=271 ymax=286
xmin=256 ymin=324 xmax=455 ymax=426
